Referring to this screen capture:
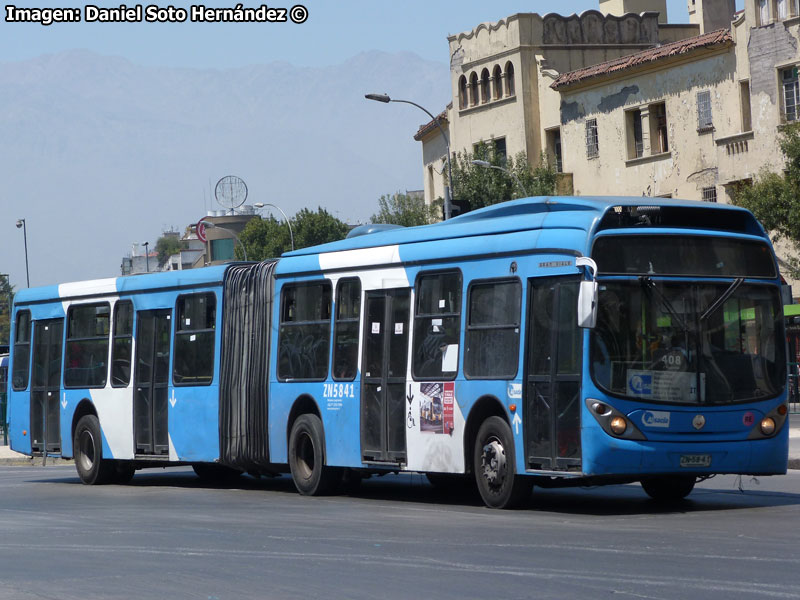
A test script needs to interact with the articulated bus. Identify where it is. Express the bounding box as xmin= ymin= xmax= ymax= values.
xmin=6 ymin=197 xmax=789 ymax=508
